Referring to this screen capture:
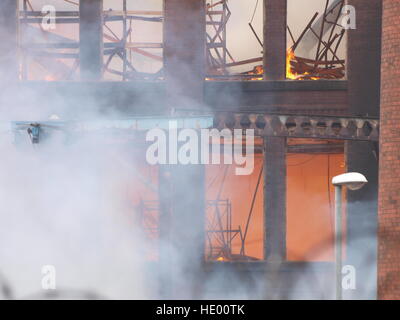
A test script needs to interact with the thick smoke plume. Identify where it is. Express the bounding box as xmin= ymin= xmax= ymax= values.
xmin=0 ymin=0 xmax=373 ymax=300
